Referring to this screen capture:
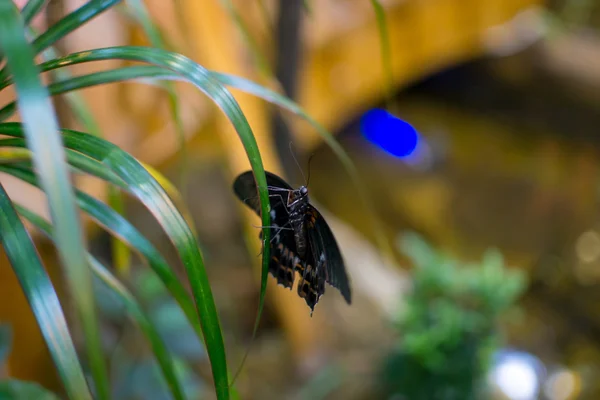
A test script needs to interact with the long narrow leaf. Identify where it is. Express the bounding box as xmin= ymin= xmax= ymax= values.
xmin=0 ymin=182 xmax=91 ymax=399
xmin=0 ymin=6 xmax=109 ymax=399
xmin=0 ymin=66 xmax=174 ymax=119
xmin=124 ymin=0 xmax=189 ymax=198
xmin=0 ymin=159 xmax=204 ymax=345
xmin=0 ymin=325 xmax=11 ymax=364
xmin=0 ymin=123 xmax=236 ymax=400
xmin=20 ymin=0 xmax=47 ymax=25
xmin=69 ymin=130 xmax=234 ymax=399
xmin=15 ymin=205 xmax=186 ymax=400
xmin=370 ymin=0 xmax=393 ymax=101
xmin=30 ymin=22 xmax=133 ymax=277
xmin=0 ymin=0 xmax=120 ymax=82
xmin=0 ymin=138 xmax=126 ymax=188
xmin=218 ymin=0 xmax=273 ymax=79
xmin=0 ymin=150 xmax=238 ymax=397
xmin=31 ymin=0 xmax=120 ymax=54
xmin=0 ymin=380 xmax=61 ymax=400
